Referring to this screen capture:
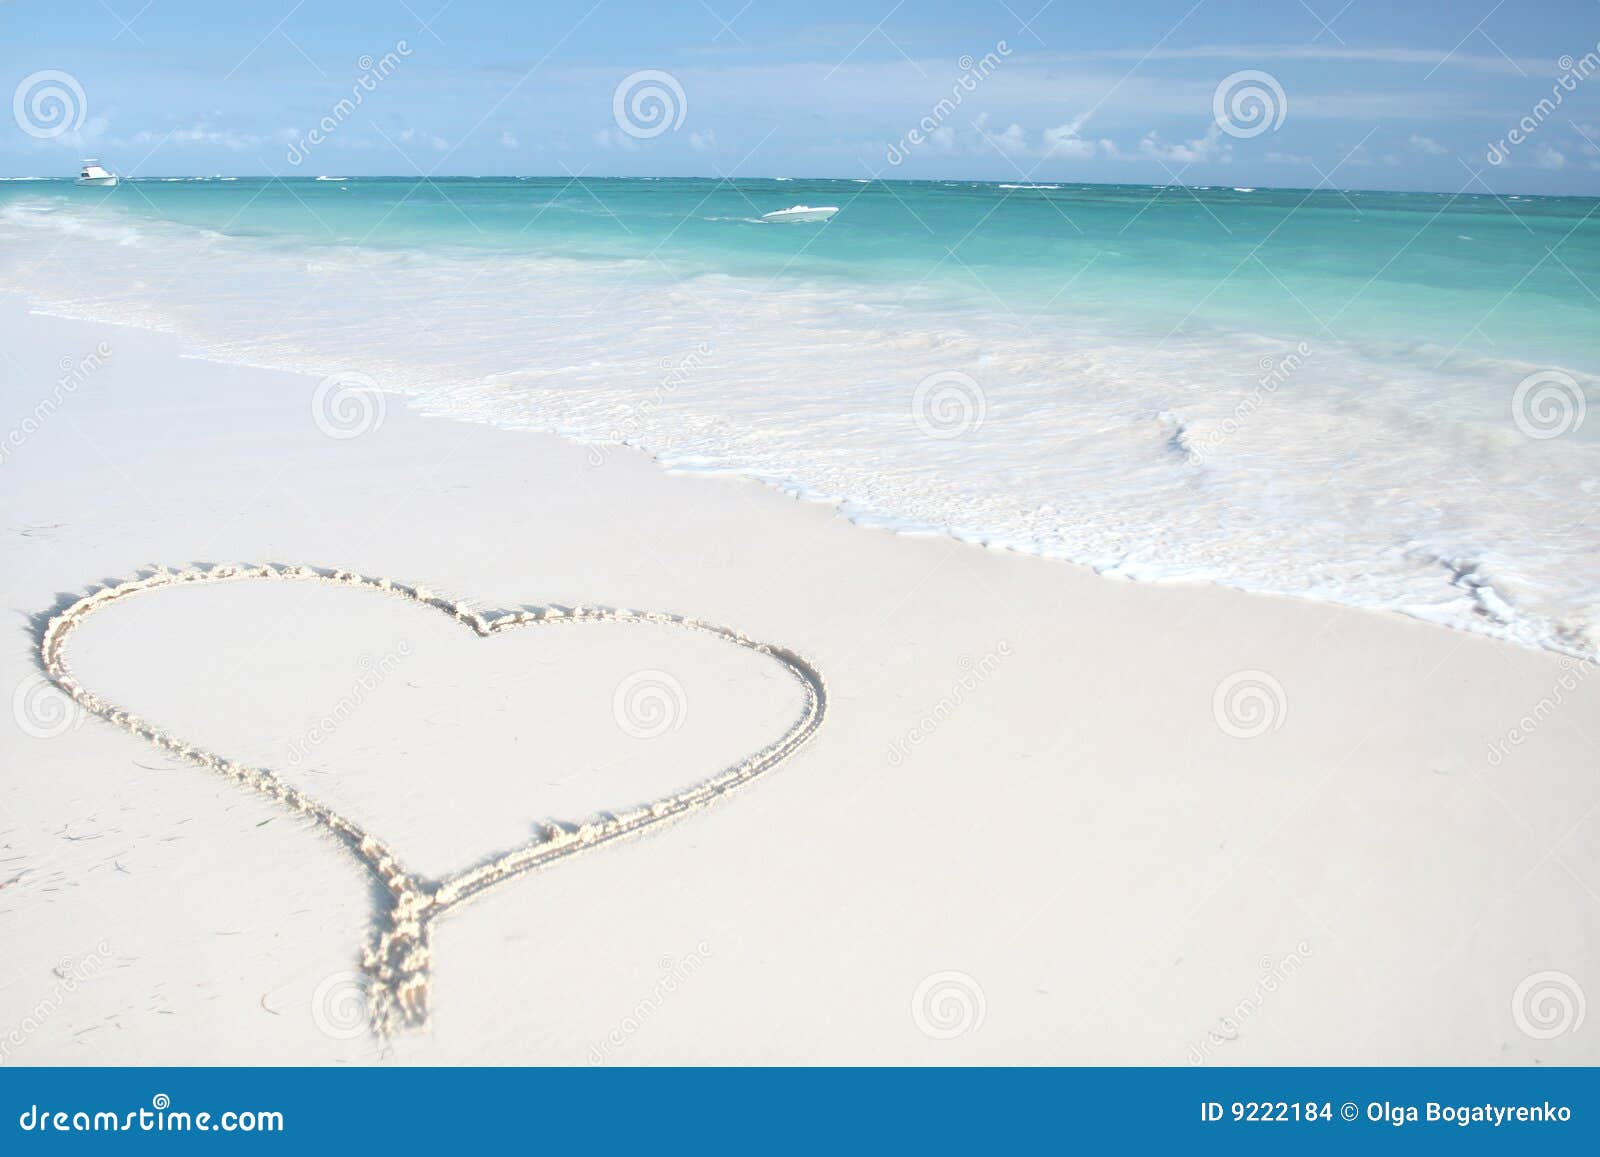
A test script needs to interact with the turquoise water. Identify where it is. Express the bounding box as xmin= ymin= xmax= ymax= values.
xmin=13 ymin=176 xmax=1596 ymax=361
xmin=2 ymin=177 xmax=1597 ymax=655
